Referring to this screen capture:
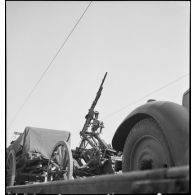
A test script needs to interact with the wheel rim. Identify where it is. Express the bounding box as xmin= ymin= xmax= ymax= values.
xmin=130 ymin=135 xmax=169 ymax=170
xmin=6 ymin=150 xmax=16 ymax=186
xmin=47 ymin=141 xmax=73 ymax=181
